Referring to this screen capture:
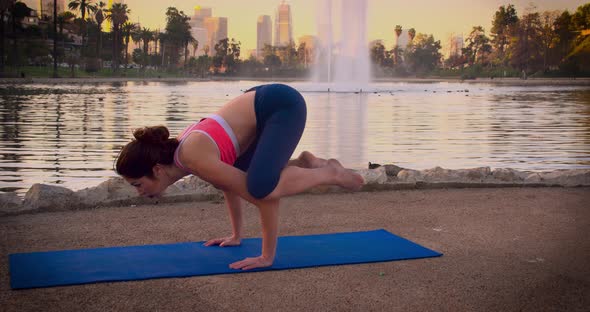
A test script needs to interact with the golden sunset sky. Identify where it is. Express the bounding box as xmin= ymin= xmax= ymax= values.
xmin=29 ymin=0 xmax=588 ymax=53
xmin=122 ymin=0 xmax=586 ymax=53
